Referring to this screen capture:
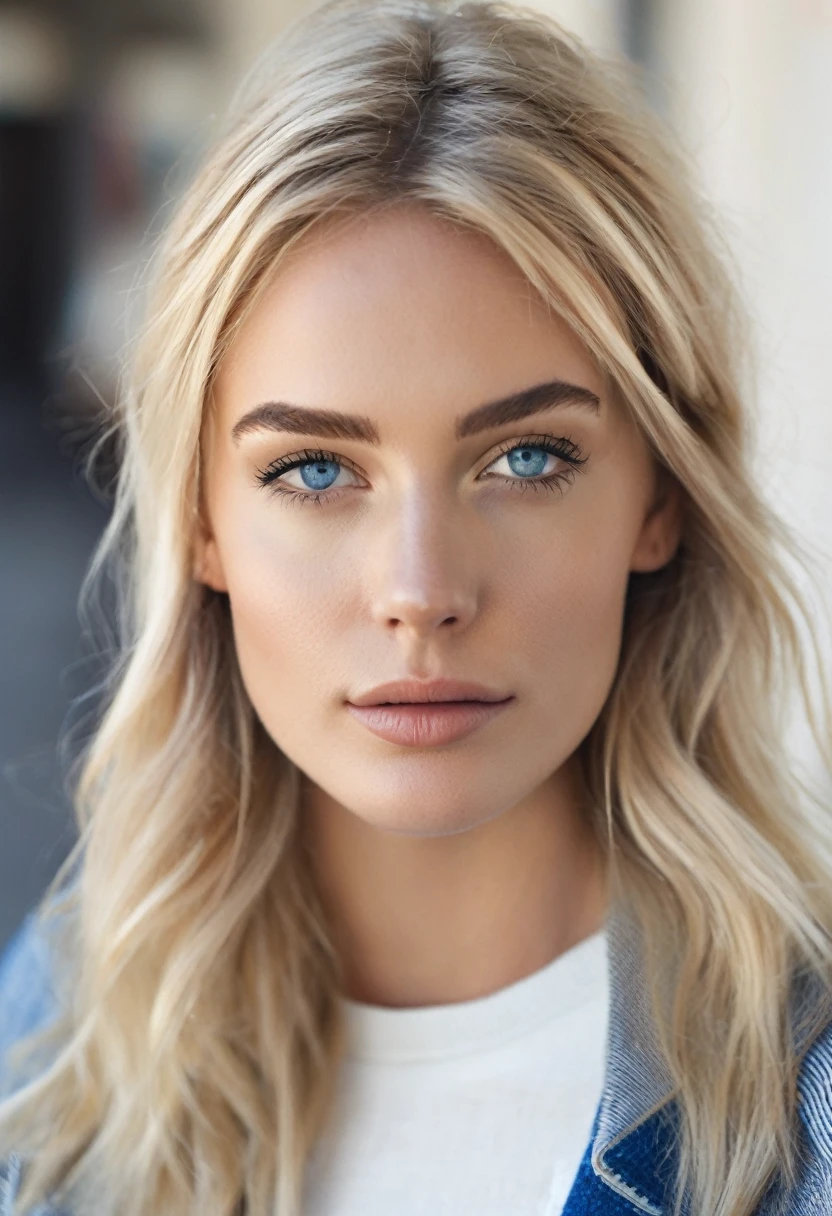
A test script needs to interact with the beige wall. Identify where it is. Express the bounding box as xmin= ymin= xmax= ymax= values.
xmin=654 ymin=0 xmax=832 ymax=780
xmin=531 ymin=0 xmax=624 ymax=52
xmin=209 ymin=0 xmax=319 ymax=97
